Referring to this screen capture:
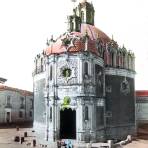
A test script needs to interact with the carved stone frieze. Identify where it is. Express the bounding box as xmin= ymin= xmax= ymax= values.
xmin=61 ymin=33 xmax=82 ymax=51
xmin=57 ymin=59 xmax=78 ymax=84
xmin=120 ymin=78 xmax=130 ymax=95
